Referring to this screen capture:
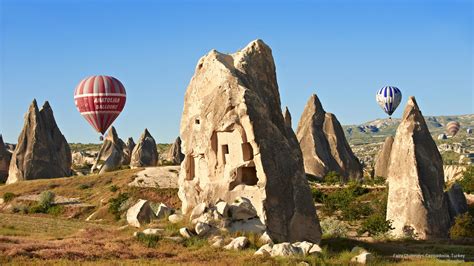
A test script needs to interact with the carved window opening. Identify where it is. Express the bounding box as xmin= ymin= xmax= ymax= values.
xmin=222 ymin=144 xmax=229 ymax=164
xmin=241 ymin=166 xmax=258 ymax=185
xmin=241 ymin=142 xmax=253 ymax=161
xmin=195 ymin=119 xmax=200 ymax=124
